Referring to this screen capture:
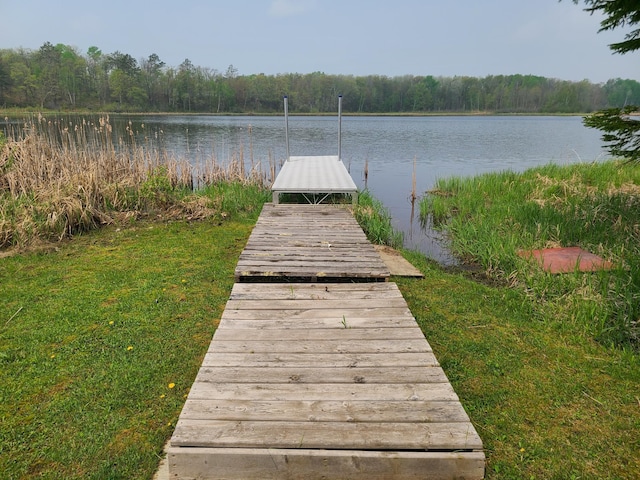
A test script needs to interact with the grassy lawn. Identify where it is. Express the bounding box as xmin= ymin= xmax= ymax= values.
xmin=1 ymin=159 xmax=639 ymax=479
xmin=0 ymin=218 xmax=254 ymax=479
xmin=398 ymin=252 xmax=639 ymax=479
